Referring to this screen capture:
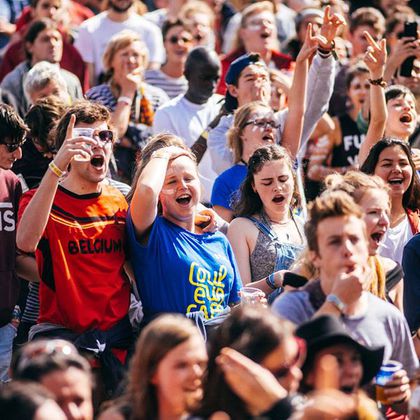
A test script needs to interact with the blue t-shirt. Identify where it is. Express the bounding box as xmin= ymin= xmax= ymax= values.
xmin=126 ymin=212 xmax=242 ymax=320
xmin=211 ymin=164 xmax=247 ymax=210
